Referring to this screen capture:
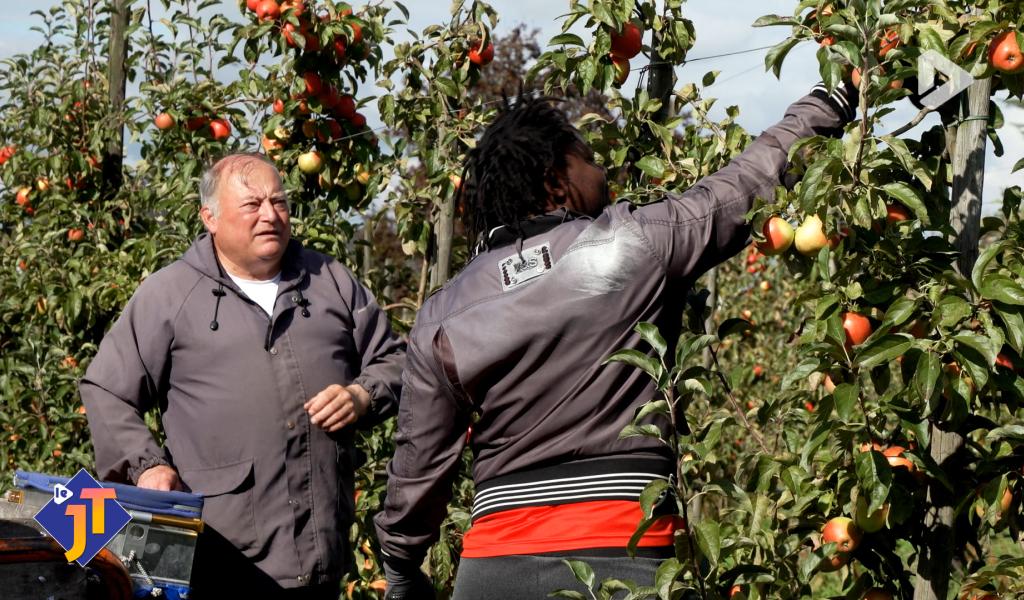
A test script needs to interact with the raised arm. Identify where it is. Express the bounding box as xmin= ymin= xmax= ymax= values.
xmin=631 ymin=83 xmax=856 ymax=280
